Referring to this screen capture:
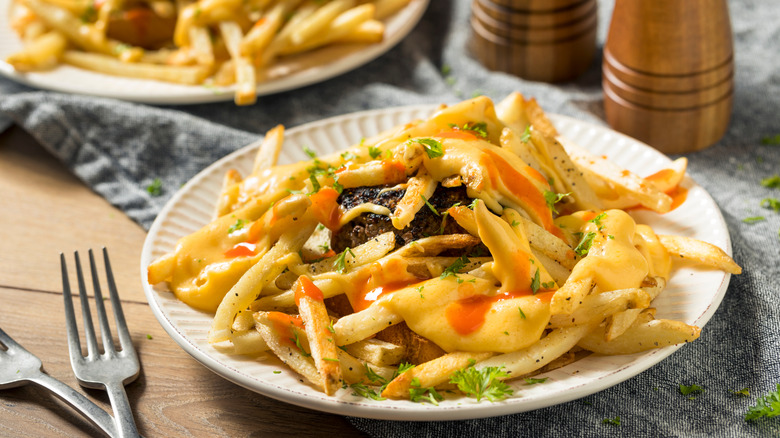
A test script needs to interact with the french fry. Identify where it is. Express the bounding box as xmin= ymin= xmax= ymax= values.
xmin=578 ymin=316 xmax=701 ymax=355
xmin=391 ymin=168 xmax=436 ymax=229
xmin=212 ymin=329 xmax=269 ymax=355
xmin=214 ymin=169 xmax=242 ymax=218
xmin=550 ymin=277 xmax=596 ymax=315
xmin=294 ymin=276 xmax=342 ymax=395
xmin=373 ymin=0 xmax=410 ymax=20
xmin=344 ymin=338 xmax=406 ymax=366
xmin=476 ymin=325 xmax=591 ymax=378
xmin=279 ymin=3 xmax=374 ymax=56
xmin=254 ymin=311 xmax=322 ymax=387
xmin=333 ymin=303 xmax=403 ymax=346
xmin=6 ymin=30 xmax=67 ymax=71
xmin=209 ymin=224 xmax=314 ymax=343
xmin=218 ymin=21 xmax=256 ymax=105
xmin=381 ymin=351 xmax=493 ymax=399
xmin=288 ymin=0 xmax=354 ymax=47
xmin=338 ymin=349 xmax=396 ymax=385
xmin=63 ymin=51 xmax=210 ymax=85
xmin=658 ymin=235 xmax=742 ymax=275
xmin=332 ymin=19 xmax=384 ymax=44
